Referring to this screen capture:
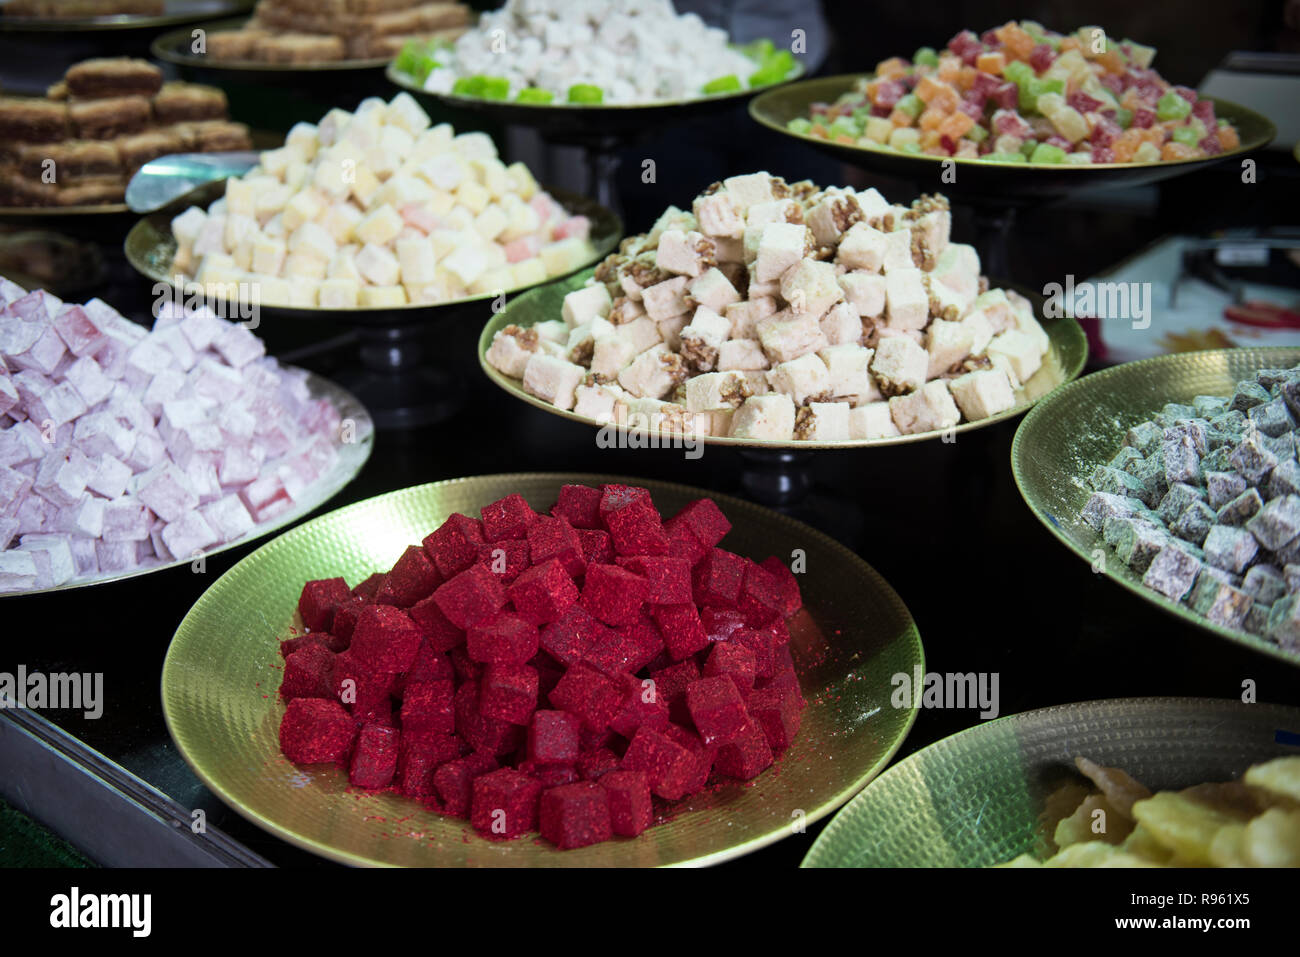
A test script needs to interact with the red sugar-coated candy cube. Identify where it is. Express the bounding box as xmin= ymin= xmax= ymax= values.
xmin=351 ymin=572 xmax=385 ymax=600
xmin=450 ymin=647 xmax=482 ymax=683
xmin=552 ymin=484 xmax=603 ymax=529
xmin=330 ymin=599 xmax=366 ymax=646
xmin=666 ymin=498 xmax=731 ymax=548
xmin=648 ymin=658 xmax=700 ymax=708
xmin=699 ymin=606 xmax=747 ymax=644
xmin=686 ymin=676 xmax=749 ymax=746
xmin=539 ymin=603 xmax=610 ymax=666
xmin=527 ymin=710 xmax=581 ymax=764
xmin=734 ymin=628 xmax=776 ymax=679
xmin=349 ymin=723 xmax=400 ymax=789
xmin=531 ymin=656 xmax=565 ymax=699
xmin=757 ymin=645 xmax=803 ymax=704
xmin=577 ymin=747 xmax=620 ymax=781
xmin=375 ymin=545 xmax=442 ymax=608
xmin=454 ymin=681 xmax=523 ymax=754
xmin=476 ymin=539 xmax=530 ymax=583
xmin=348 ymin=605 xmax=424 ymax=673
xmin=467 ymin=611 xmax=540 ymax=665
xmin=519 ymin=762 xmax=580 ymax=787
xmin=580 ymin=563 xmax=648 ymax=626
xmin=582 ymin=619 xmax=661 ymax=677
xmin=280 ymin=644 xmax=335 ymax=700
xmin=665 ymin=523 xmax=709 ymax=565
xmin=434 ymin=752 xmax=497 ymax=817
xmin=549 ymin=662 xmax=624 ymax=732
xmin=331 ymin=650 xmax=397 ymax=719
xmin=766 ymin=615 xmax=791 ymax=647
xmin=715 ymin=719 xmax=774 ymax=780
xmin=527 ymin=515 xmax=587 ymax=579
xmin=747 ymin=687 xmax=802 ymax=752
xmin=599 ymin=484 xmax=654 ymax=519
xmin=576 ymin=527 xmax=615 ymax=565
xmin=664 ymin=724 xmax=716 ymax=795
xmin=604 ymin=501 xmax=670 ymax=557
xmin=433 ymin=564 xmax=506 ymax=629
xmin=408 ymin=595 xmax=465 ymax=652
xmin=397 ymin=730 xmax=461 ymax=798
xmin=693 ymin=548 xmax=747 ymax=607
xmin=507 ymin=558 xmax=578 ymax=625
xmin=620 ymin=726 xmax=696 ymax=801
xmin=601 ymin=770 xmax=652 ymax=837
xmin=609 ymin=672 xmax=669 ymax=739
xmin=279 ymin=698 xmax=355 ymax=765
xmin=703 ymin=641 xmax=757 ymax=698
xmin=279 ymin=633 xmax=341 ymax=658
xmin=650 ymin=602 xmax=709 ymax=661
xmin=471 ymin=768 xmax=542 ymax=839
xmin=738 ymin=560 xmax=786 ymax=625
xmin=480 ymin=493 xmax=539 ymax=542
xmin=399 ymin=679 xmax=454 ymax=735
xmin=759 ymin=556 xmax=802 ymax=616
xmin=540 ymin=781 xmax=613 ymax=849
xmin=615 ymin=555 xmax=691 ymax=604
xmin=579 ymin=725 xmax=618 ymax=753
xmin=479 ymin=663 xmax=538 ymax=726
xmin=422 ymin=513 xmax=485 ymax=577
xmin=298 ymin=577 xmax=350 ymax=631
xmin=398 ymin=641 xmax=454 ymax=692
